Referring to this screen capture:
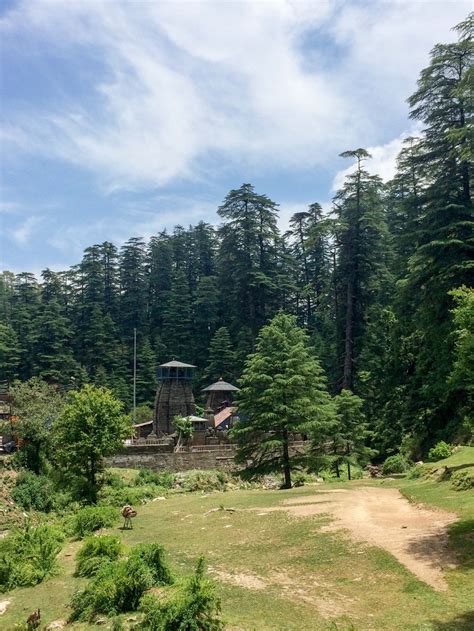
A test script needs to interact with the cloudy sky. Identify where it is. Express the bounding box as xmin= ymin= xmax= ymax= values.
xmin=0 ymin=0 xmax=470 ymax=275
